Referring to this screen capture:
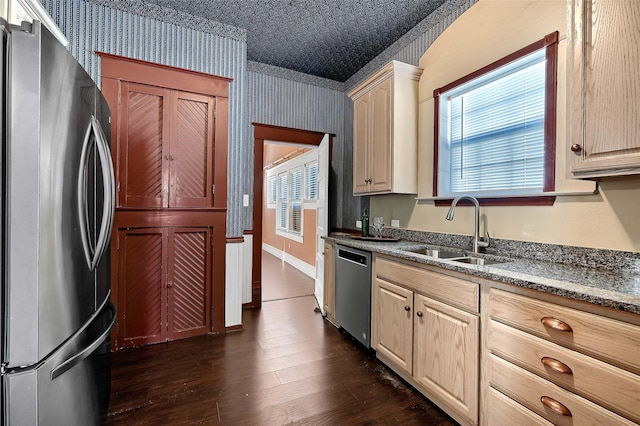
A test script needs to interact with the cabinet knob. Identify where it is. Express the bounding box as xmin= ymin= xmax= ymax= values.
xmin=540 ymin=316 xmax=573 ymax=332
xmin=541 ymin=357 xmax=573 ymax=375
xmin=570 ymin=144 xmax=582 ymax=153
xmin=404 ymin=305 xmax=410 ymax=312
xmin=540 ymin=396 xmax=572 ymax=417
xmin=416 ymin=311 xmax=423 ymax=317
